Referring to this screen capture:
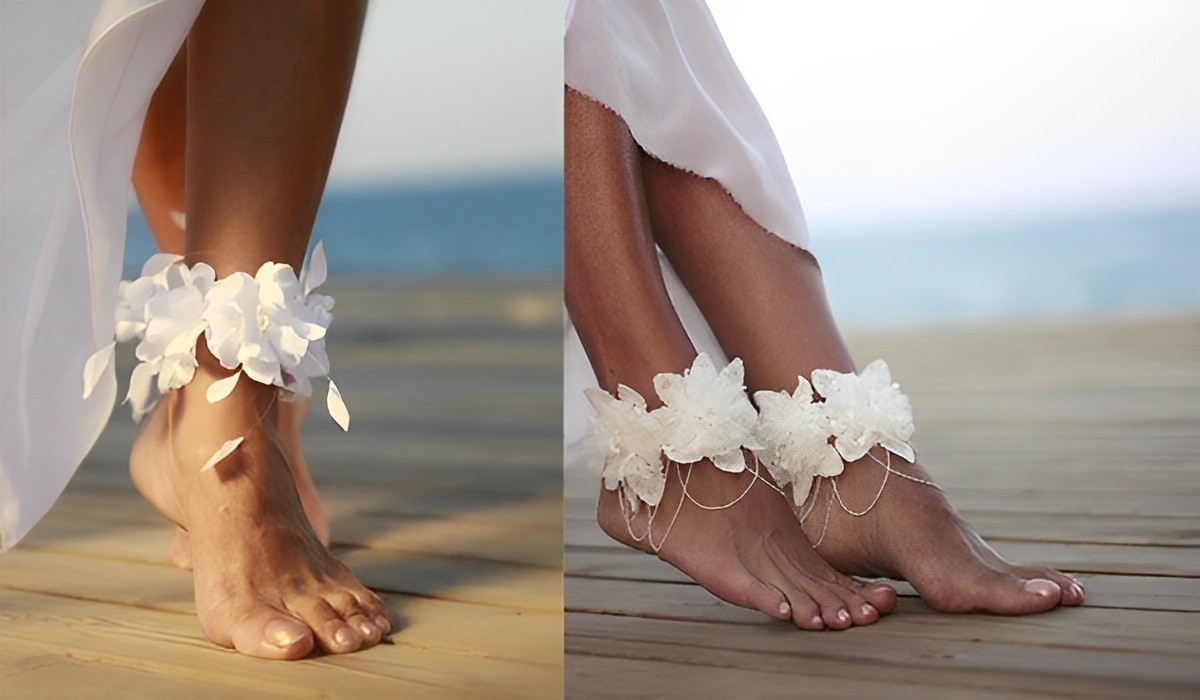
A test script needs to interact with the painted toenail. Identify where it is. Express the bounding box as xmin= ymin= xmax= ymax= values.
xmin=778 ymin=602 xmax=791 ymax=618
xmin=836 ymin=609 xmax=850 ymax=624
xmin=264 ymin=620 xmax=304 ymax=648
xmin=1024 ymin=579 xmax=1059 ymax=597
xmin=334 ymin=626 xmax=356 ymax=647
